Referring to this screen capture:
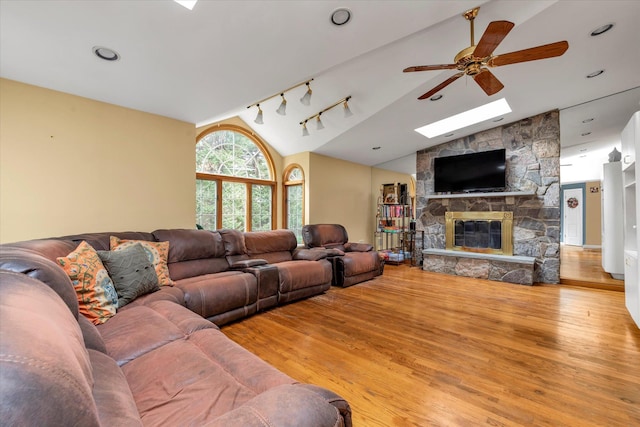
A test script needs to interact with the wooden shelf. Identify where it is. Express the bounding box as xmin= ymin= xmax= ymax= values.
xmin=427 ymin=190 xmax=536 ymax=200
